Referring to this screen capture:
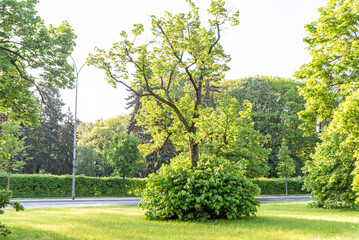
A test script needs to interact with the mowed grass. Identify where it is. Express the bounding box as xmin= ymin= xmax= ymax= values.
xmin=1 ymin=202 xmax=358 ymax=240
